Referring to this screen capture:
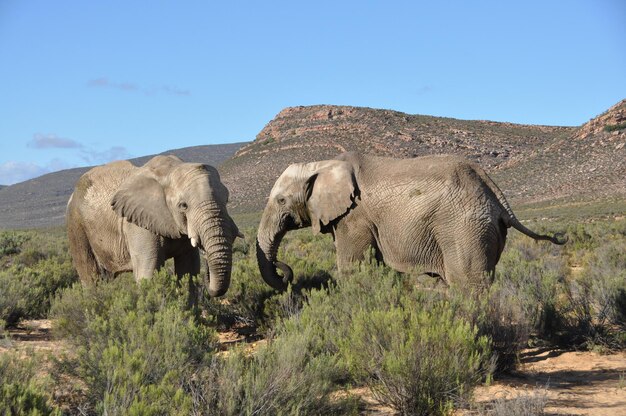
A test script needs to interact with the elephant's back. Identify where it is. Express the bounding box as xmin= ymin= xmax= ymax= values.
xmin=71 ymin=161 xmax=135 ymax=226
